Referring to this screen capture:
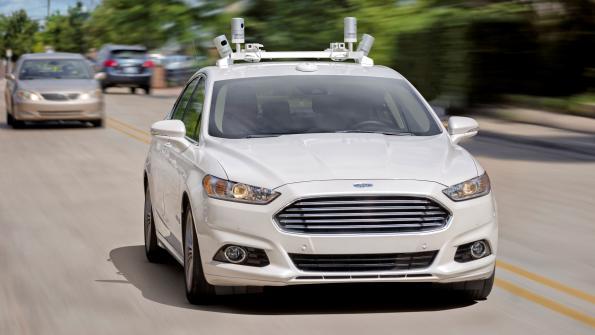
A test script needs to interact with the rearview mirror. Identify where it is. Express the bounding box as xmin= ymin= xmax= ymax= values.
xmin=448 ymin=116 xmax=478 ymax=144
xmin=94 ymin=72 xmax=106 ymax=80
xmin=151 ymin=120 xmax=186 ymax=138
